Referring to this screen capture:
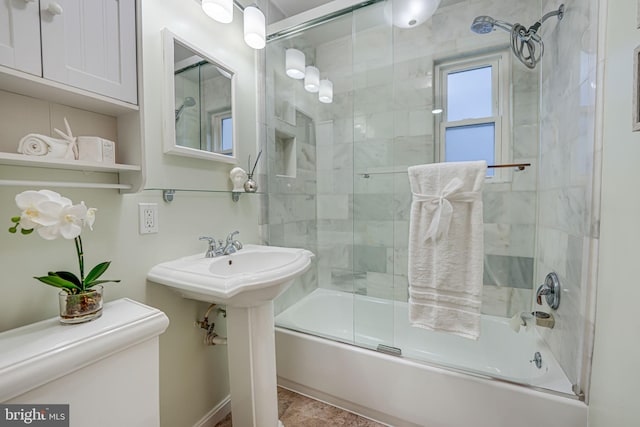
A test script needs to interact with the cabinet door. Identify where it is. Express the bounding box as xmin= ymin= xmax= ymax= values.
xmin=0 ymin=0 xmax=41 ymax=76
xmin=40 ymin=0 xmax=137 ymax=104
